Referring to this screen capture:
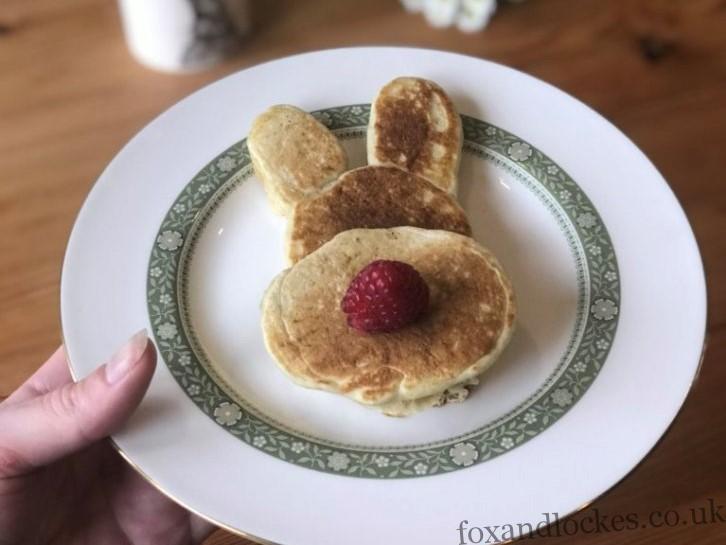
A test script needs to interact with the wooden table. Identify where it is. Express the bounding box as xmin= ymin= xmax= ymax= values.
xmin=1 ymin=1 xmax=724 ymax=543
